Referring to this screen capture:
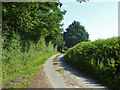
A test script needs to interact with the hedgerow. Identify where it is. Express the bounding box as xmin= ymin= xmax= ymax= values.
xmin=64 ymin=37 xmax=120 ymax=88
xmin=2 ymin=36 xmax=57 ymax=88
